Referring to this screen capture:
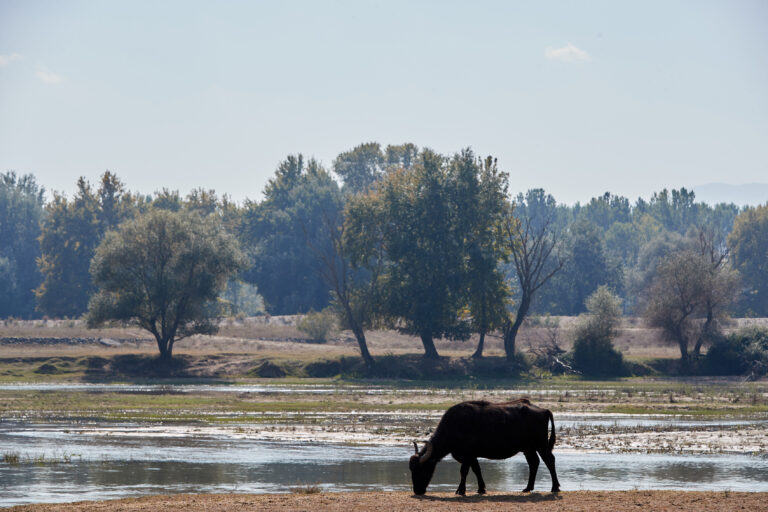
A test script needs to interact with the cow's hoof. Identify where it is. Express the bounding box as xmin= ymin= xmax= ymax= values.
xmin=477 ymin=489 xmax=486 ymax=495
xmin=551 ymin=487 xmax=560 ymax=493
xmin=455 ymin=489 xmax=466 ymax=496
xmin=522 ymin=487 xmax=533 ymax=493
